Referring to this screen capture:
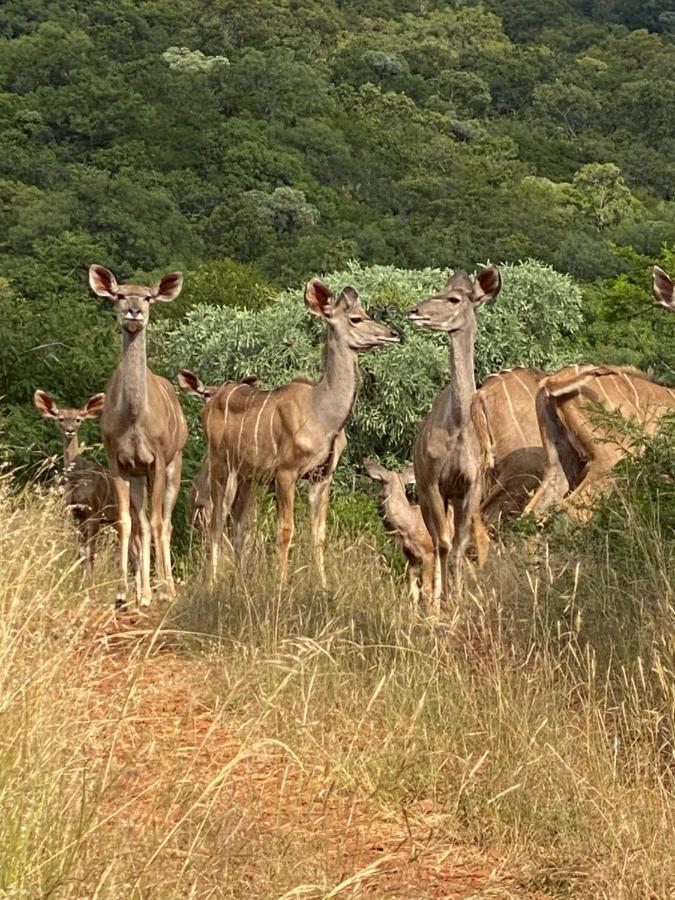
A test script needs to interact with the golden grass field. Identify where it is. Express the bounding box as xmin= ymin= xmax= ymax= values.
xmin=1 ymin=477 xmax=674 ymax=899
